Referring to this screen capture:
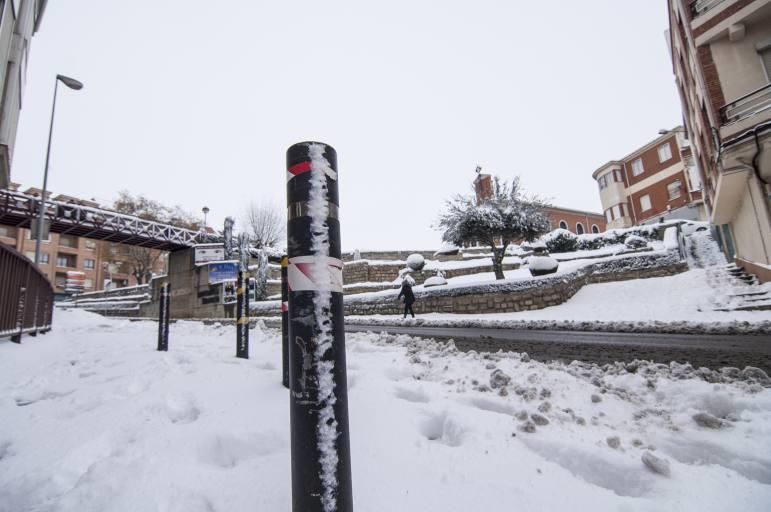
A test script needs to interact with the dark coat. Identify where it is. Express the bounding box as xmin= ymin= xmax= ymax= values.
xmin=398 ymin=282 xmax=415 ymax=305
